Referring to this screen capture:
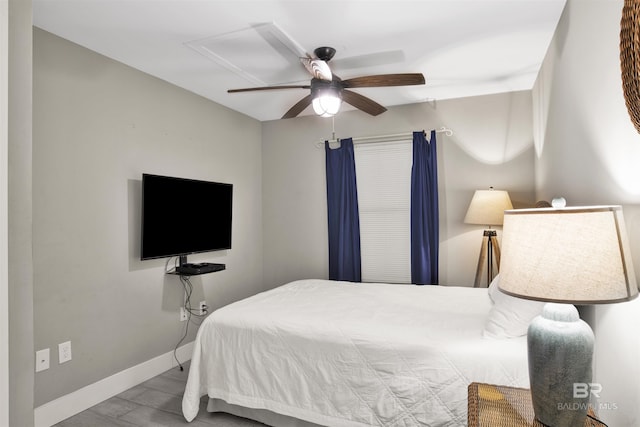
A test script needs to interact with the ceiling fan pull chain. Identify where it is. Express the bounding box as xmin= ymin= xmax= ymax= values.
xmin=331 ymin=115 xmax=336 ymax=141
